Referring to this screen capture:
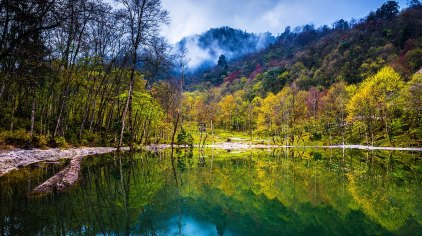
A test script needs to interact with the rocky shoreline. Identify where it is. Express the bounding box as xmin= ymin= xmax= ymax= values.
xmin=0 ymin=147 xmax=129 ymax=177
xmin=1 ymin=143 xmax=421 ymax=178
xmin=205 ymin=142 xmax=422 ymax=152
